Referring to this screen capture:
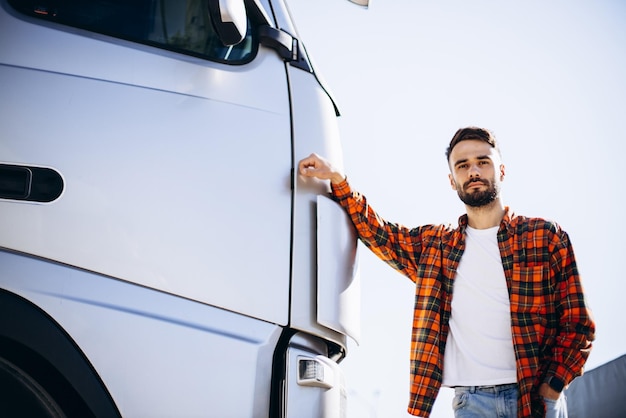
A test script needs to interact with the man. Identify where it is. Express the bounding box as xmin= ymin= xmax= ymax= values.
xmin=298 ymin=127 xmax=595 ymax=418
